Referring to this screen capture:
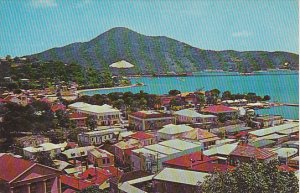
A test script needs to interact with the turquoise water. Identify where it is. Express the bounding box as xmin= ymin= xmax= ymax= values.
xmin=82 ymin=74 xmax=299 ymax=119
